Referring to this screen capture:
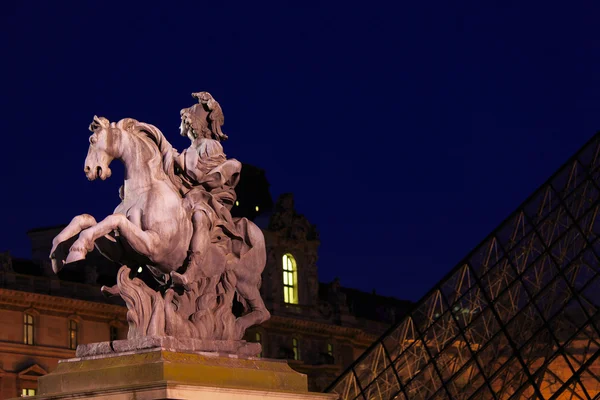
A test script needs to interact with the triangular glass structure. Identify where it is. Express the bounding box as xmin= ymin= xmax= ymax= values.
xmin=326 ymin=134 xmax=600 ymax=399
